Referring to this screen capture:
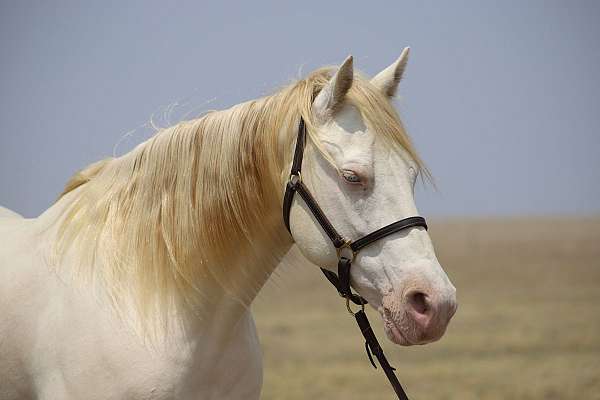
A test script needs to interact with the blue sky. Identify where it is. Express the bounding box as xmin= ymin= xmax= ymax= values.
xmin=1 ymin=1 xmax=599 ymax=217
